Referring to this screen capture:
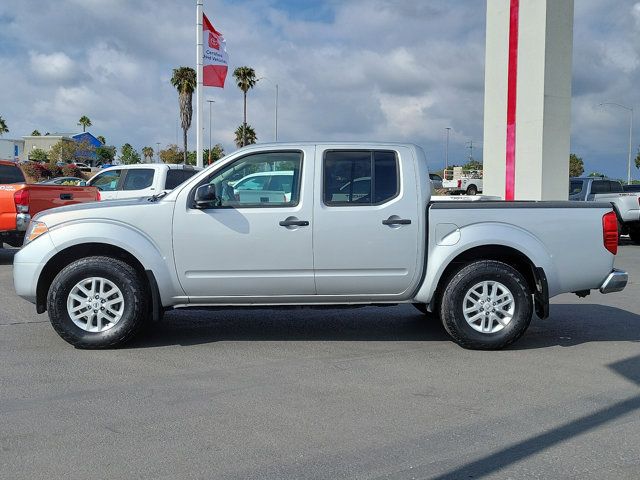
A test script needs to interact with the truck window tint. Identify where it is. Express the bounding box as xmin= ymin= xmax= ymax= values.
xmin=90 ymin=170 xmax=121 ymax=191
xmin=0 ymin=164 xmax=26 ymax=184
xmin=123 ymin=169 xmax=154 ymax=191
xmin=590 ymin=180 xmax=609 ymax=194
xmin=165 ymin=169 xmax=188 ymax=190
xmin=569 ymin=180 xmax=583 ymax=195
xmin=203 ymin=151 xmax=302 ymax=207
xmin=609 ymin=181 xmax=623 ymax=193
xmin=324 ymin=150 xmax=398 ymax=205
